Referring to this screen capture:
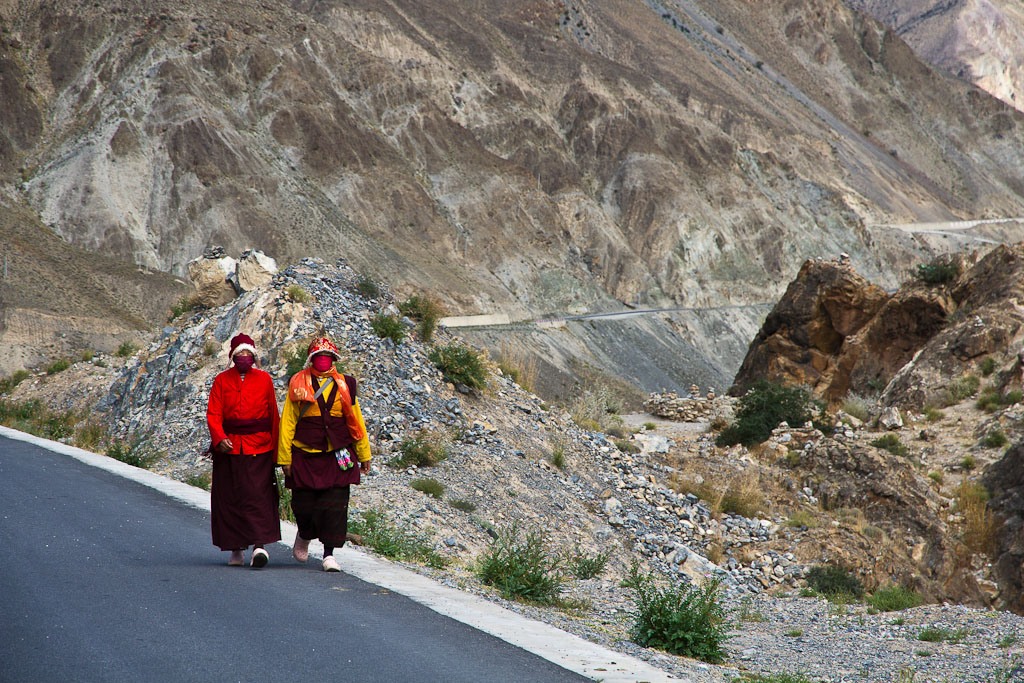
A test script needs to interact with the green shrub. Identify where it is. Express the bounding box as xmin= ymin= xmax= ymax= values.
xmin=570 ymin=384 xmax=626 ymax=434
xmin=46 ymin=358 xmax=70 ymax=375
xmin=841 ymin=394 xmax=872 ymax=422
xmin=105 ymin=438 xmax=159 ymax=469
xmin=370 ymin=312 xmax=407 ymax=345
xmin=915 ymin=259 xmax=960 ymax=285
xmin=566 ymin=547 xmax=610 ymax=579
xmin=449 ymin=498 xmax=476 ymax=513
xmin=185 ymin=471 xmax=212 ymax=491
xmin=867 ymin=585 xmax=924 ymax=612
xmin=429 ymin=342 xmax=487 ymax=390
xmin=980 ymin=357 xmax=997 ymax=376
xmin=79 ymin=349 xmax=94 ymax=362
xmin=281 ymin=344 xmax=307 ymax=377
xmin=870 ymin=433 xmax=909 ymax=457
xmin=277 ymin=470 xmax=295 ymax=522
xmin=630 ymin=576 xmax=729 ymax=663
xmin=941 ymin=374 xmax=980 ymax=405
xmin=410 ymin=477 xmax=445 ymax=498
xmin=115 ymin=341 xmax=138 ymax=358
xmin=169 ymin=294 xmax=204 ymax=320
xmin=350 ymin=507 xmax=447 ymax=568
xmin=717 ymin=380 xmax=819 ymax=447
xmin=392 ymin=430 xmax=448 ymax=467
xmin=477 ymin=523 xmax=563 ymax=604
xmin=74 ymin=420 xmax=107 ymax=451
xmin=805 ymin=564 xmax=864 ymax=600
xmin=203 ymin=340 xmax=219 ymax=357
xmin=924 ymin=406 xmax=945 ymax=422
xmin=550 ymin=445 xmax=566 ymax=470
xmin=1006 ymin=390 xmax=1024 ymax=405
xmin=355 ymin=276 xmax=380 ymax=299
xmin=614 ymin=437 xmax=640 ymax=454
xmin=983 ymin=429 xmax=1009 ymax=448
xmin=398 ymin=295 xmax=444 ymax=342
xmin=0 ymin=369 xmax=30 ymax=394
xmin=960 ymin=455 xmax=976 ymax=471
xmin=286 ymin=284 xmax=311 ymax=304
xmin=917 ymin=627 xmax=967 ymax=643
